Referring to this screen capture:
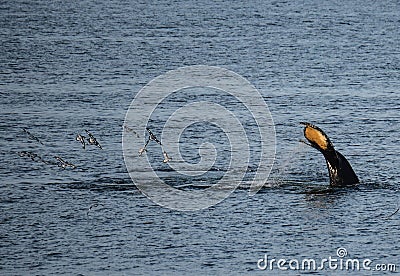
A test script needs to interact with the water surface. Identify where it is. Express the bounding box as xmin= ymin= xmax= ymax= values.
xmin=1 ymin=0 xmax=399 ymax=275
